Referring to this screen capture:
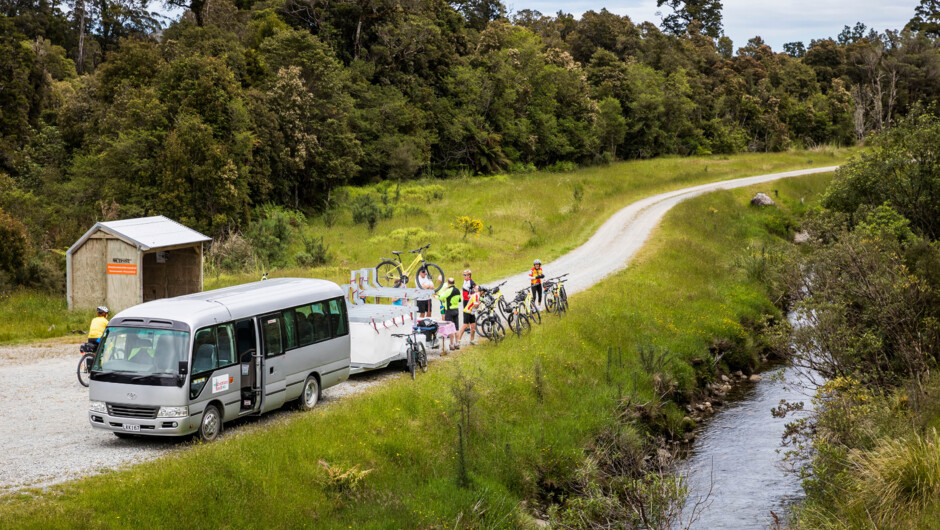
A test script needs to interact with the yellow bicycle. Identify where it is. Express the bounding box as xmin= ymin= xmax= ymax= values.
xmin=376 ymin=244 xmax=445 ymax=291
